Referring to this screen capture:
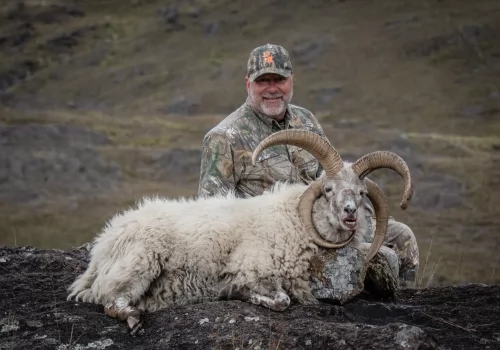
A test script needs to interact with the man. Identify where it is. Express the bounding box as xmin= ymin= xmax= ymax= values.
xmin=198 ymin=43 xmax=419 ymax=288
xmin=198 ymin=44 xmax=326 ymax=199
